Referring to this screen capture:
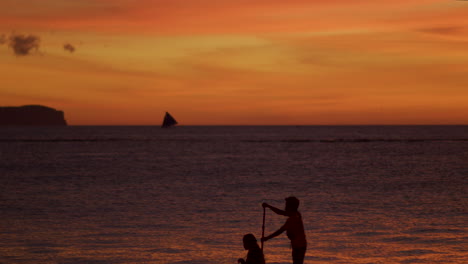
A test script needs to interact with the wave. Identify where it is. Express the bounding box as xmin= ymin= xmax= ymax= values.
xmin=1 ymin=138 xmax=468 ymax=143
xmin=0 ymin=138 xmax=137 ymax=142
xmin=243 ymin=138 xmax=468 ymax=143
